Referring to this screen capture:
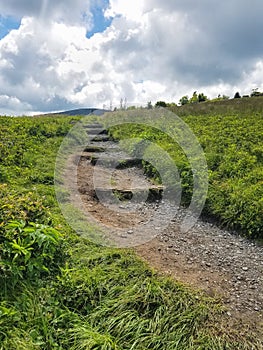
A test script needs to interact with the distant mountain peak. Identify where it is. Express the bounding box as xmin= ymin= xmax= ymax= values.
xmin=50 ymin=108 xmax=109 ymax=116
